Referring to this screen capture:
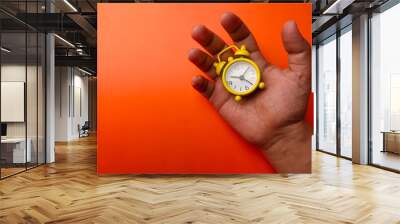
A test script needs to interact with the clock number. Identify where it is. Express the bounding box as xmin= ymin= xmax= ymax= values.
xmin=228 ymin=81 xmax=233 ymax=86
xmin=245 ymin=86 xmax=249 ymax=90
